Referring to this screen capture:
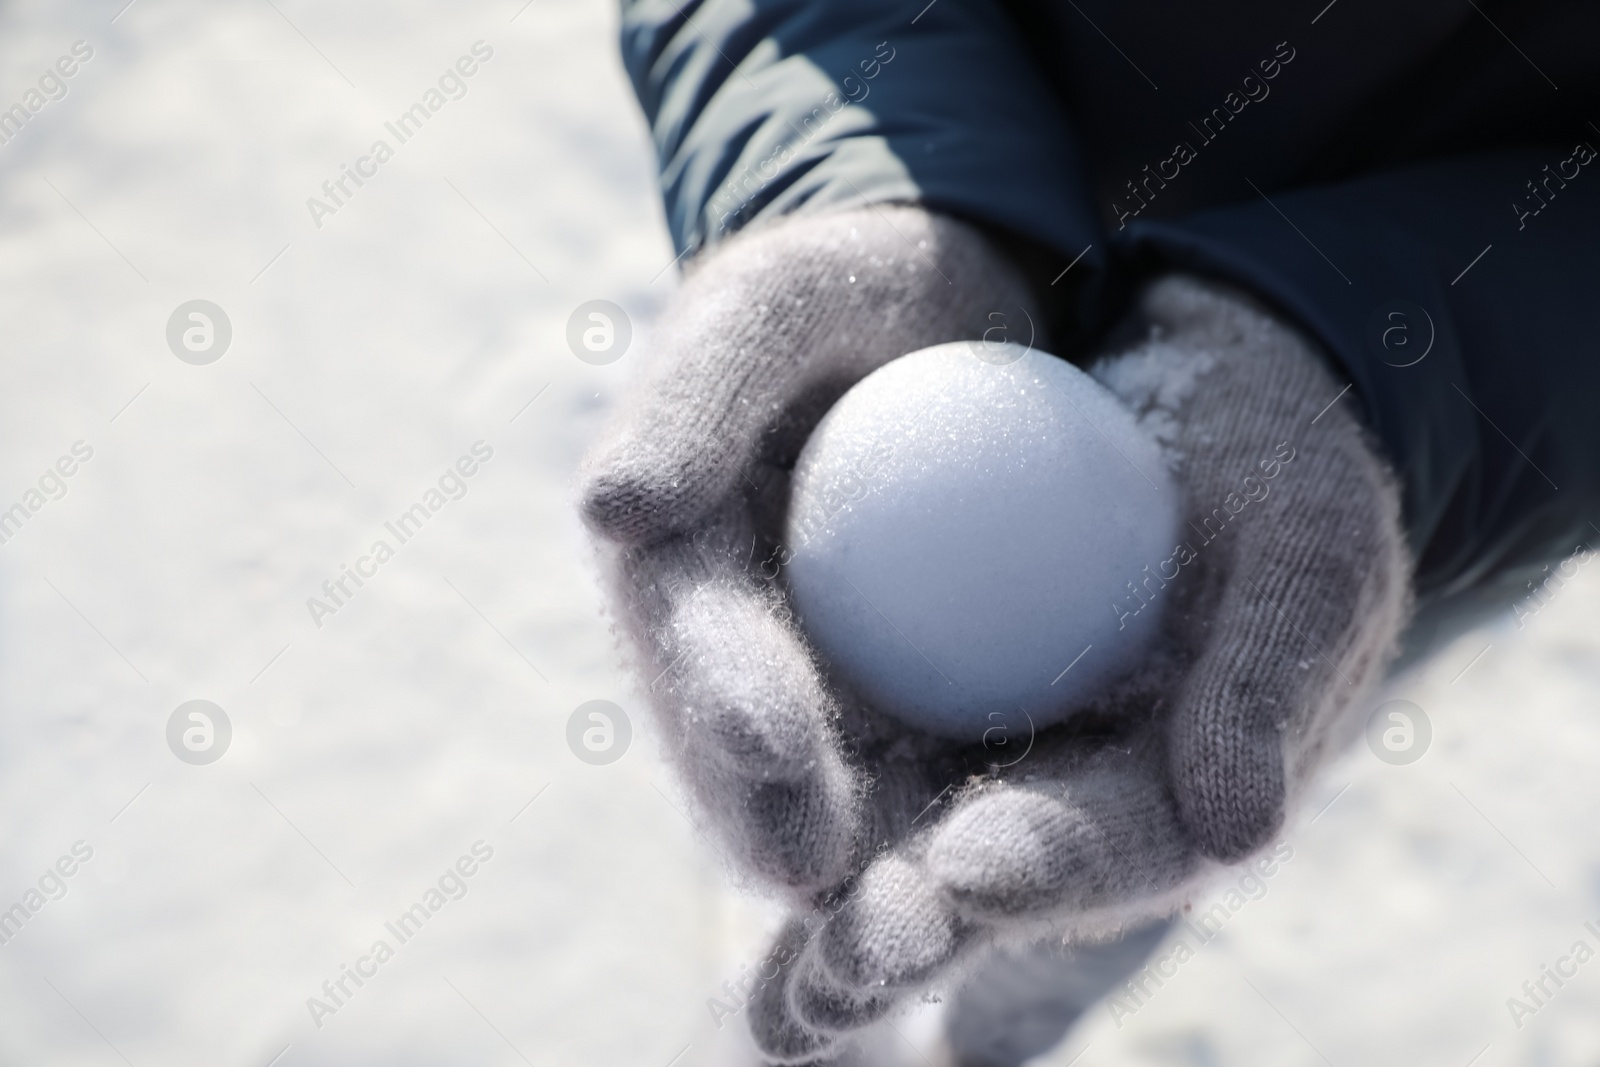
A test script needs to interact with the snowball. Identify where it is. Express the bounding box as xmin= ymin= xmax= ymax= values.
xmin=784 ymin=341 xmax=1181 ymax=743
